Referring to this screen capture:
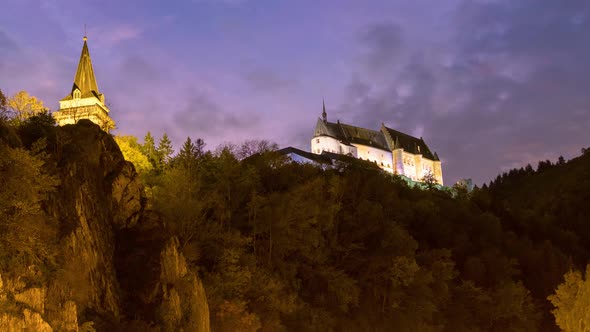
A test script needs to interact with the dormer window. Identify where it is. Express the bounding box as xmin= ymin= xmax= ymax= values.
xmin=73 ymin=89 xmax=81 ymax=99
